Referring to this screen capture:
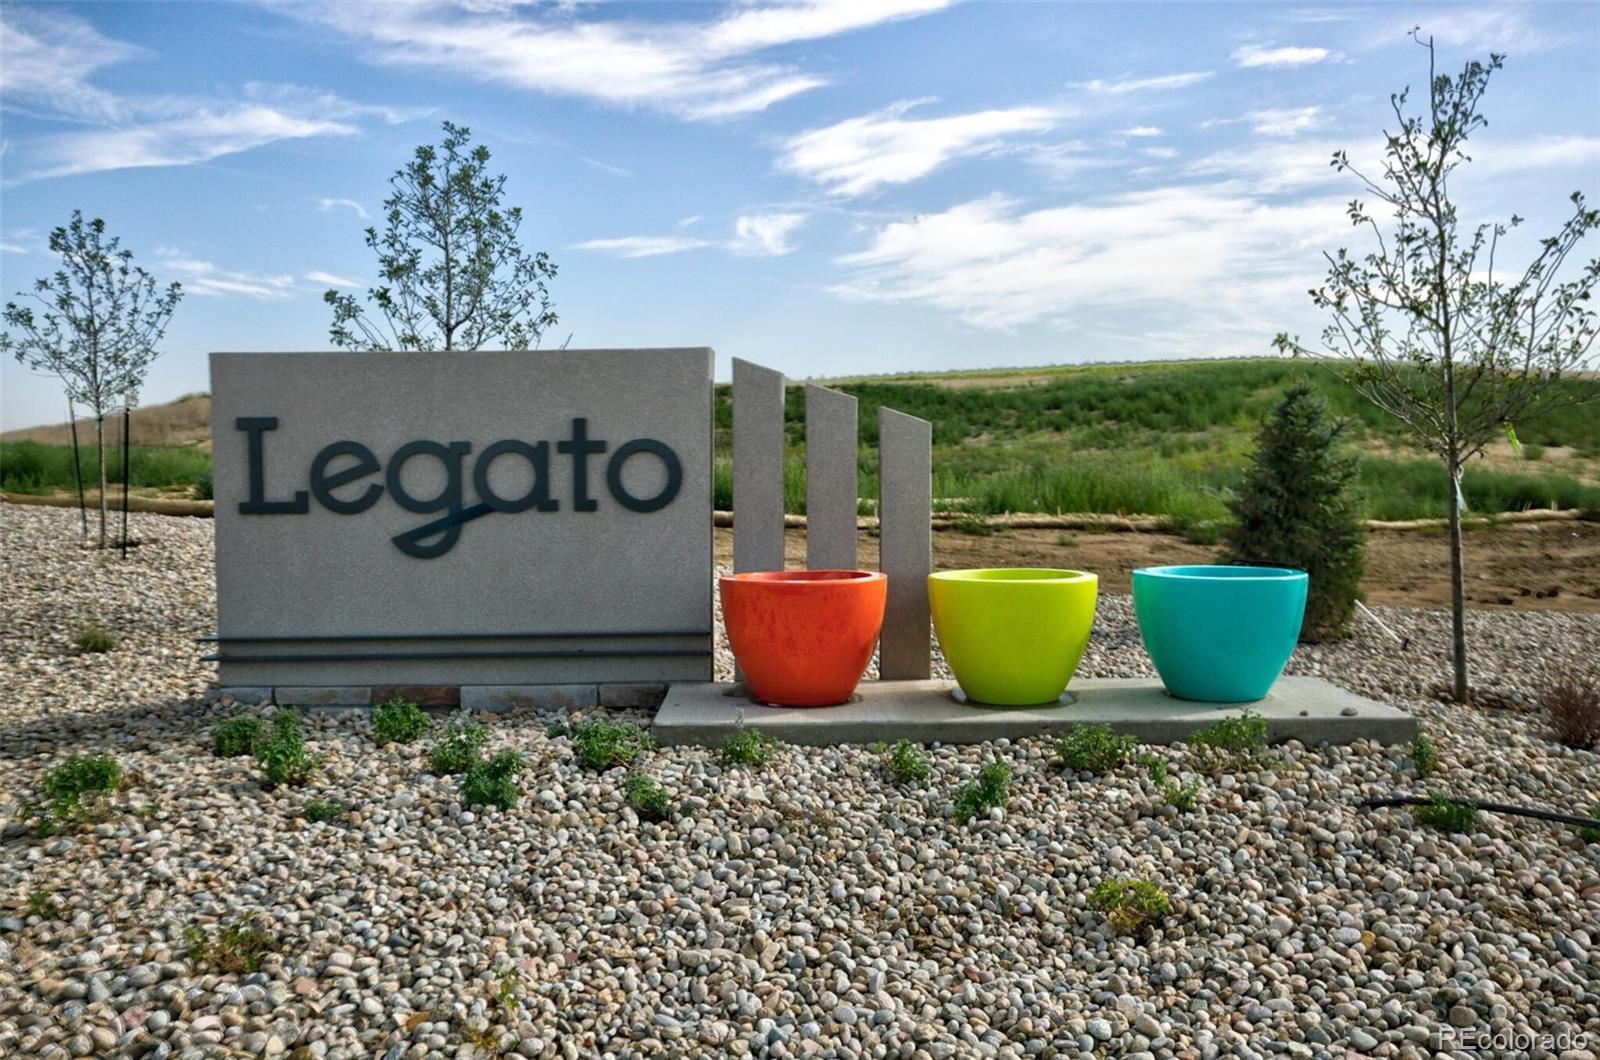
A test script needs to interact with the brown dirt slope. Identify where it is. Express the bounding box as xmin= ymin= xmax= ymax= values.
xmin=713 ymin=521 xmax=1600 ymax=614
